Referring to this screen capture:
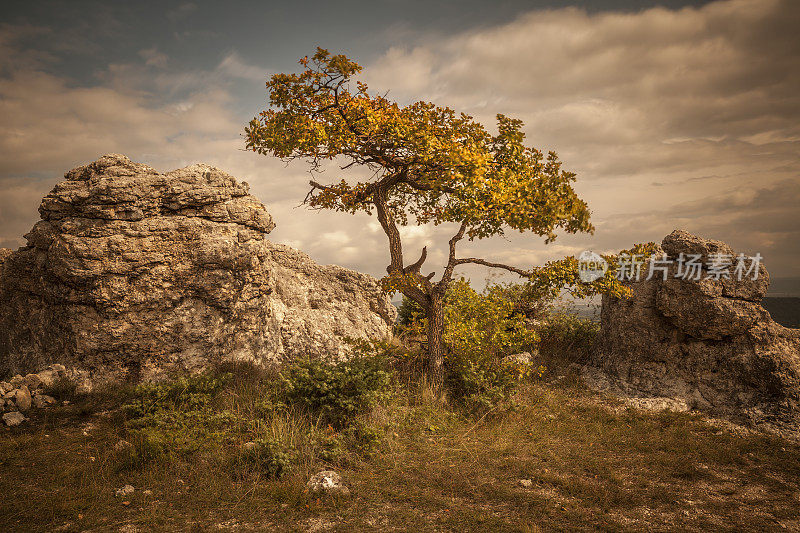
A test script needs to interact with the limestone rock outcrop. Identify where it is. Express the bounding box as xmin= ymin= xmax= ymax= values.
xmin=0 ymin=155 xmax=395 ymax=386
xmin=597 ymin=230 xmax=800 ymax=425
